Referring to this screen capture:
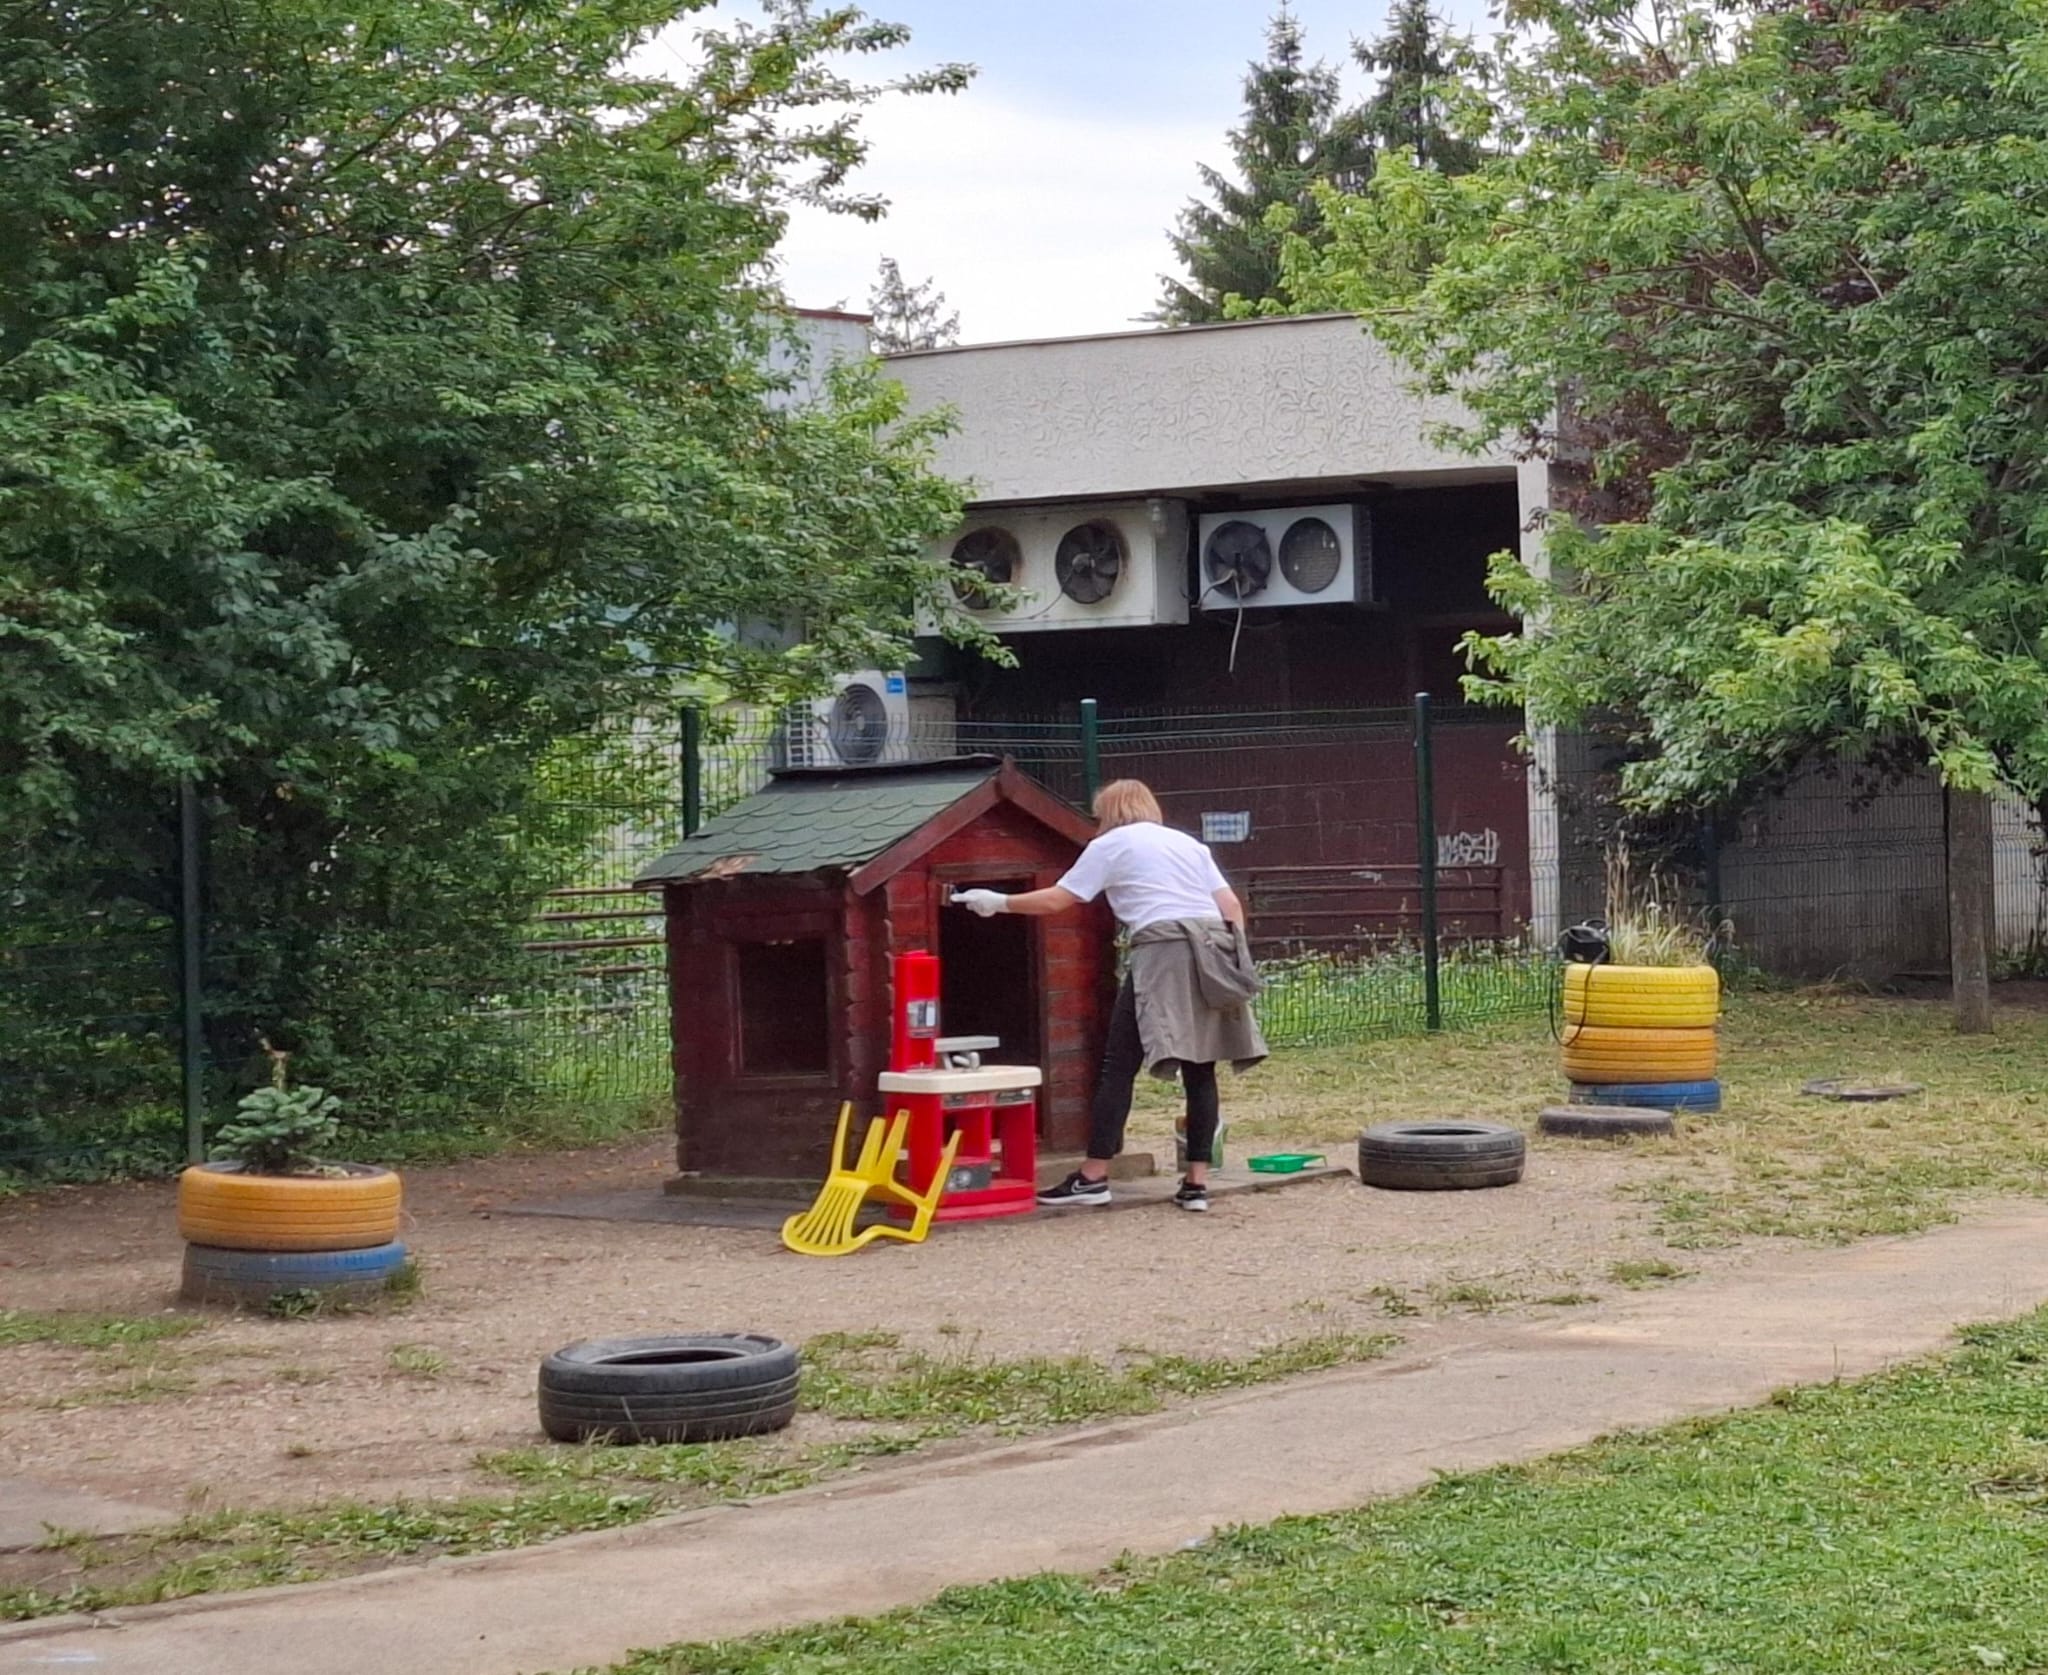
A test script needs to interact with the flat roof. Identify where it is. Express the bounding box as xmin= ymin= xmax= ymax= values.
xmin=882 ymin=312 xmax=1365 ymax=361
